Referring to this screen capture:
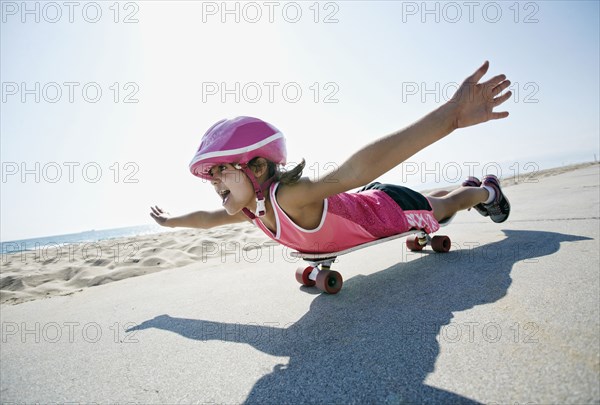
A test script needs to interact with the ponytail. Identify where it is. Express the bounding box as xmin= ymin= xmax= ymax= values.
xmin=248 ymin=157 xmax=306 ymax=185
